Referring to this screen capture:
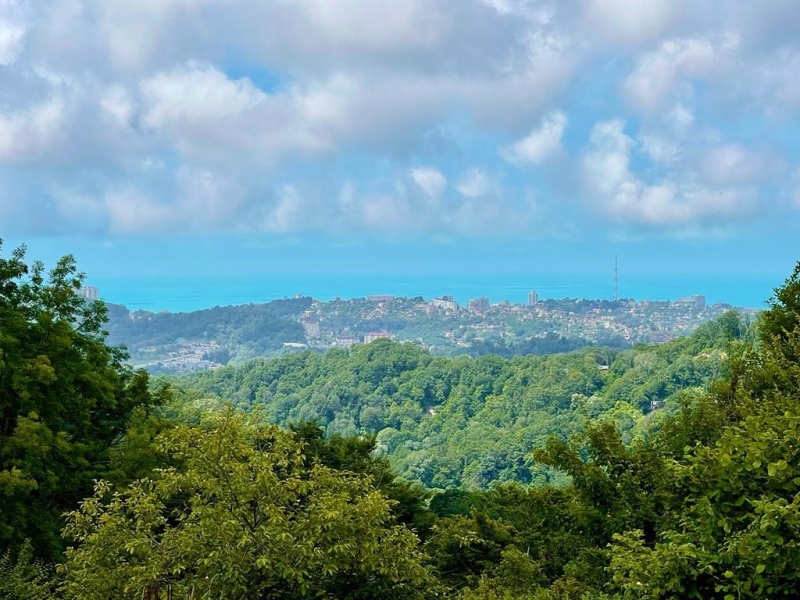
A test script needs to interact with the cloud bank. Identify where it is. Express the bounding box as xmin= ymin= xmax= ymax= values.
xmin=0 ymin=0 xmax=798 ymax=238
